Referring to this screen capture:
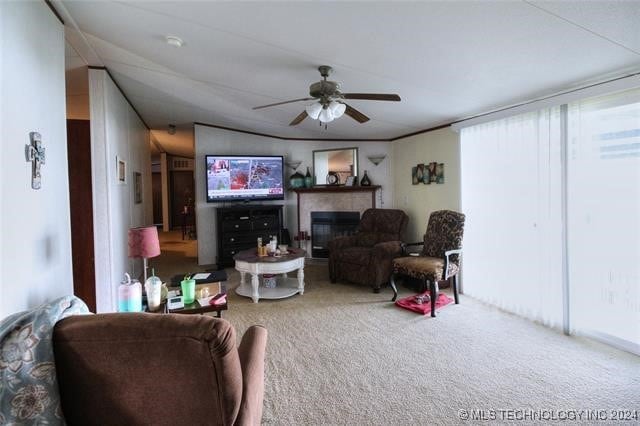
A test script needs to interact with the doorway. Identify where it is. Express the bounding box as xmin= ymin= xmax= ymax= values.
xmin=66 ymin=119 xmax=96 ymax=312
xmin=170 ymin=170 xmax=195 ymax=237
